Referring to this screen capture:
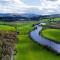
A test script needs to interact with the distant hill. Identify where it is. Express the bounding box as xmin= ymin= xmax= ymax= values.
xmin=0 ymin=13 xmax=60 ymax=21
xmin=0 ymin=13 xmax=40 ymax=21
